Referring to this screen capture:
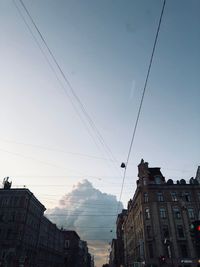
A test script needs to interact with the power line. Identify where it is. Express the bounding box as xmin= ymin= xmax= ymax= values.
xmin=12 ymin=181 xmax=134 ymax=185
xmin=46 ymin=214 xmax=116 ymax=217
xmin=35 ymin=191 xmax=131 ymax=197
xmin=12 ymin=0 xmax=104 ymax=157
xmin=0 ymin=147 xmax=87 ymax=175
xmin=63 ymin=226 xmax=114 ymax=229
xmin=14 ymin=0 xmax=121 ymax=176
xmin=0 ymin=138 xmax=117 ymax=162
xmin=41 ymin=197 xmax=124 ymax=206
xmin=82 ymin=240 xmax=112 ymax=242
xmin=45 ymin=208 xmax=117 ymax=213
xmin=117 ymin=0 xmax=166 ymax=215
xmin=2 ymin=138 xmax=195 ymax=173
